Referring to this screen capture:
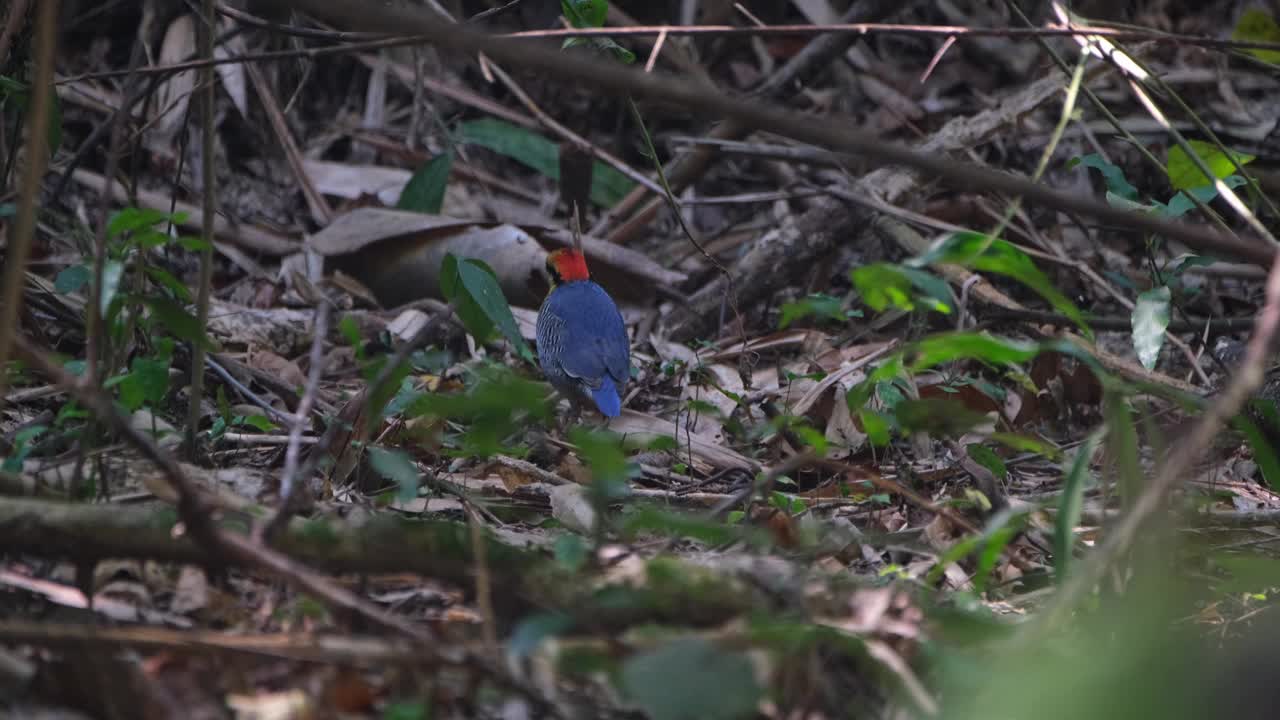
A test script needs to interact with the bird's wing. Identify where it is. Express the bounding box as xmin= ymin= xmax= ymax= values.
xmin=552 ymin=285 xmax=631 ymax=389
